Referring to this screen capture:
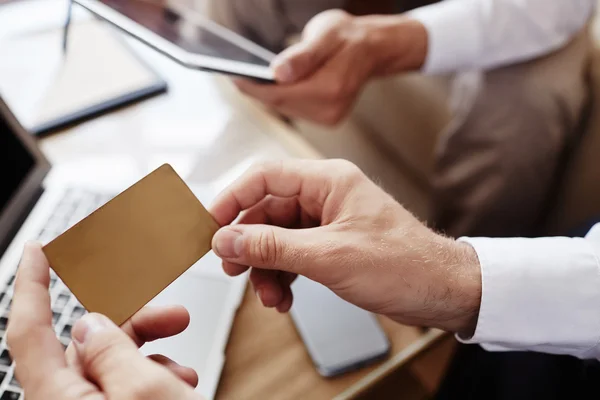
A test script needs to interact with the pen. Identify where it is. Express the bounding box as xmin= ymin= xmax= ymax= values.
xmin=62 ymin=0 xmax=73 ymax=54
